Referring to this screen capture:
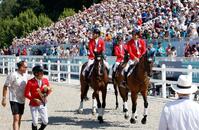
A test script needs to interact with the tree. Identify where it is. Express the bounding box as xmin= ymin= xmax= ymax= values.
xmin=0 ymin=17 xmax=18 ymax=47
xmin=0 ymin=9 xmax=52 ymax=47
xmin=58 ymin=8 xmax=75 ymax=20
xmin=38 ymin=13 xmax=52 ymax=27
xmin=17 ymin=9 xmax=39 ymax=36
xmin=0 ymin=0 xmax=17 ymax=18
xmin=13 ymin=0 xmax=44 ymax=17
